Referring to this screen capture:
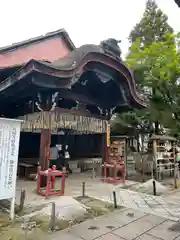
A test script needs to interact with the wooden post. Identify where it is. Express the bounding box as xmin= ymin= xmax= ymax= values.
xmin=153 ymin=180 xmax=156 ymax=196
xmin=173 ymin=141 xmax=177 ymax=189
xmin=50 ymin=202 xmax=56 ymax=231
xmin=124 ymin=138 xmax=127 ymax=179
xmin=39 ymin=128 xmax=51 ymax=187
xmin=82 ymin=182 xmax=85 ymax=197
xmin=105 ymin=122 xmax=110 ymax=163
xmin=113 ymin=191 xmax=117 ymax=209
xmin=101 ymin=133 xmax=106 ymax=163
xmin=142 ymin=155 xmax=145 ymax=182
xmin=152 ymin=139 xmax=157 ymax=180
xmin=19 ymin=189 xmax=26 ymax=212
